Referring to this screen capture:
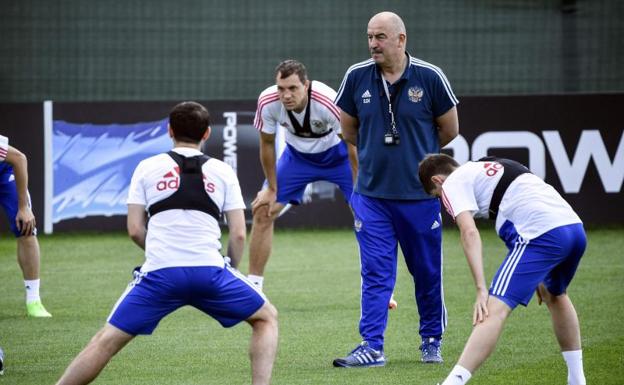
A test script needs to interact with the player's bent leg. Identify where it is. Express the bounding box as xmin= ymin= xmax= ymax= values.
xmin=537 ymin=284 xmax=581 ymax=351
xmin=56 ymin=324 xmax=134 ymax=385
xmin=246 ymin=302 xmax=278 ymax=385
xmin=455 ymin=296 xmax=512 ymax=374
xmin=248 ymin=205 xmax=275 ymax=276
xmin=537 ymin=284 xmax=586 ymax=385
xmin=17 ymin=235 xmax=52 ymax=317
xmin=248 ymin=203 xmax=284 ymax=283
xmin=17 ymin=235 xmax=40 ymax=280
